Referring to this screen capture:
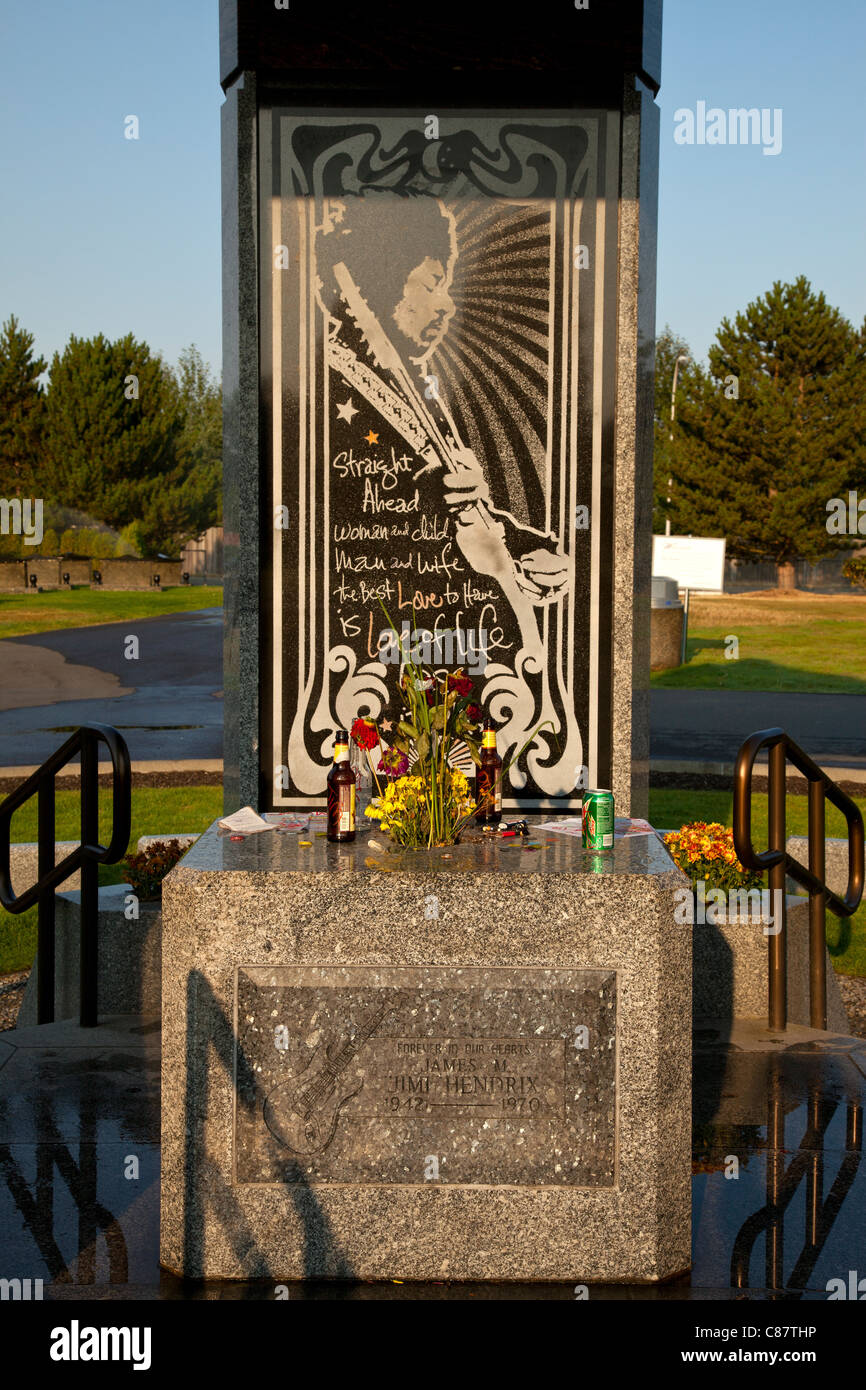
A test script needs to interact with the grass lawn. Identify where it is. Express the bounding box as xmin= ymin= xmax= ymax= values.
xmin=649 ymin=788 xmax=866 ymax=977
xmin=0 ymin=585 xmax=223 ymax=639
xmin=651 ymin=592 xmax=866 ymax=692
xmin=0 ymin=785 xmax=223 ymax=974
